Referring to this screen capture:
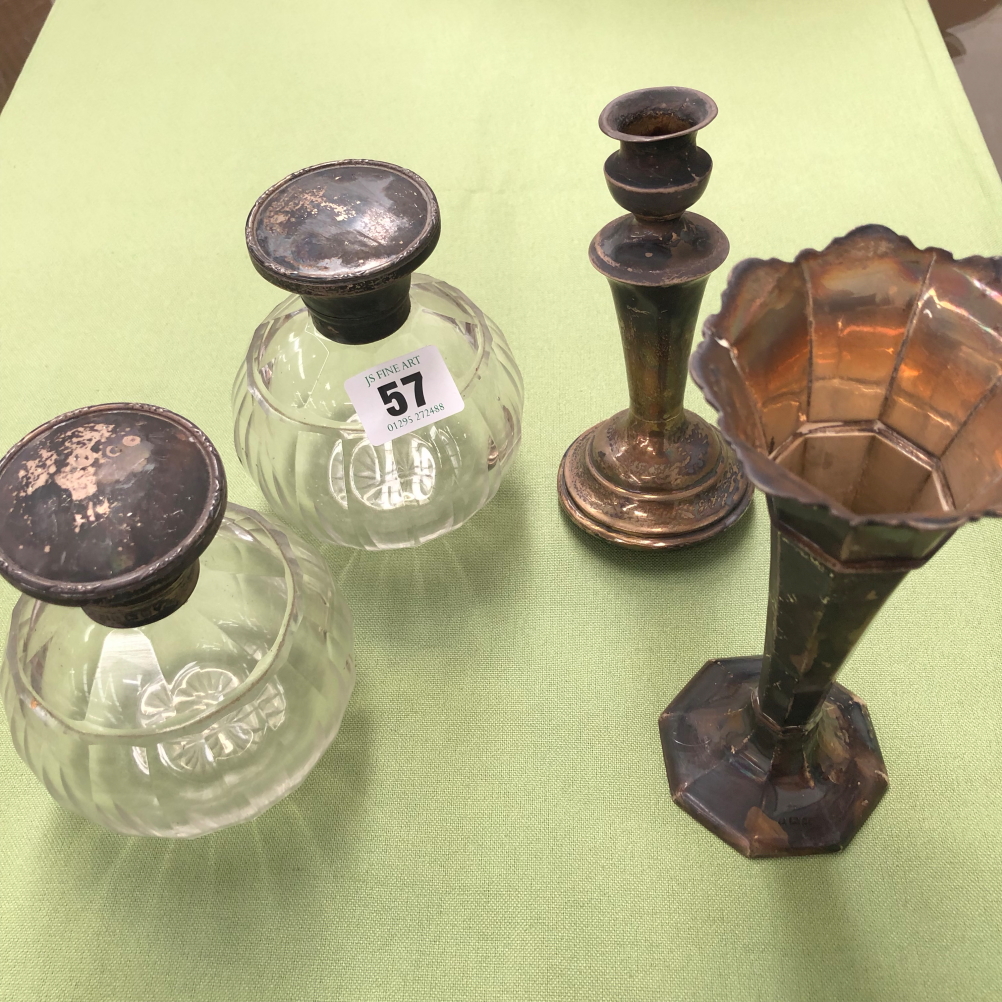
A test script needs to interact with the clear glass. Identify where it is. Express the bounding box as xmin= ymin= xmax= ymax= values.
xmin=232 ymin=273 xmax=524 ymax=549
xmin=0 ymin=505 xmax=354 ymax=838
